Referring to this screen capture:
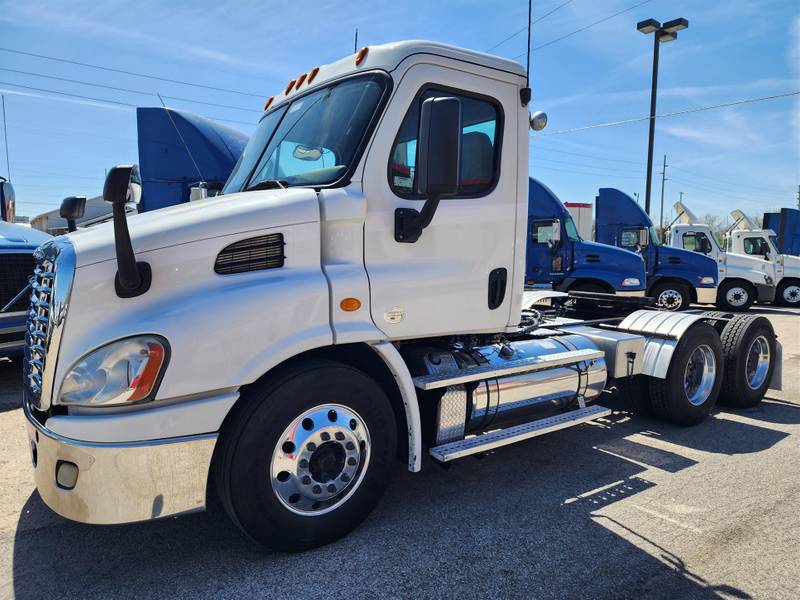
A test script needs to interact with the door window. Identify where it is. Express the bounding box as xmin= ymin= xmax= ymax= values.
xmin=389 ymin=88 xmax=501 ymax=197
xmin=620 ymin=229 xmax=640 ymax=249
xmin=531 ymin=220 xmax=557 ymax=244
xmin=743 ymin=237 xmax=770 ymax=256
xmin=683 ymin=232 xmax=714 ymax=254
